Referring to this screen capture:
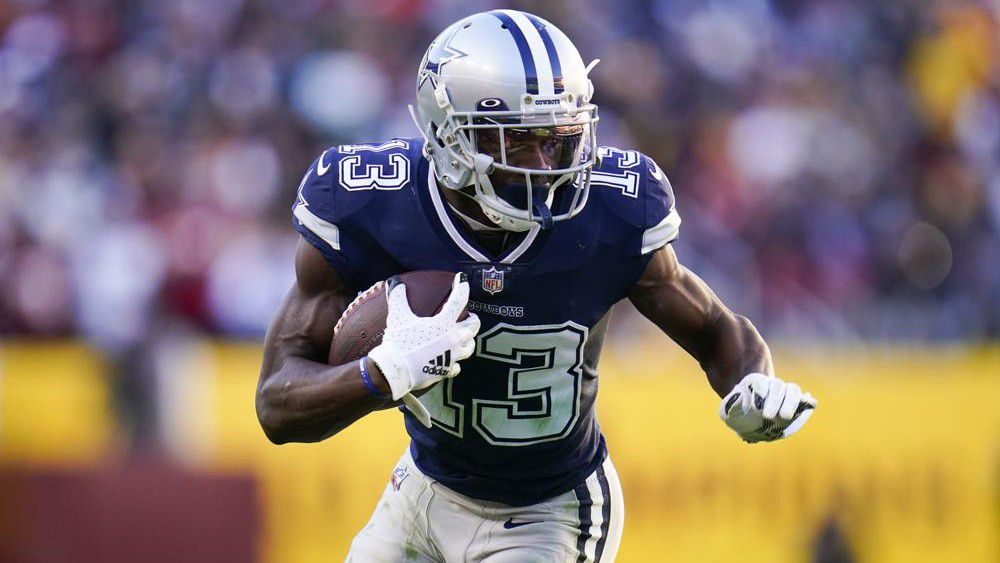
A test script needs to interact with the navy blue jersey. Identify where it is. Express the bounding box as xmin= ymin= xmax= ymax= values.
xmin=293 ymin=138 xmax=680 ymax=506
